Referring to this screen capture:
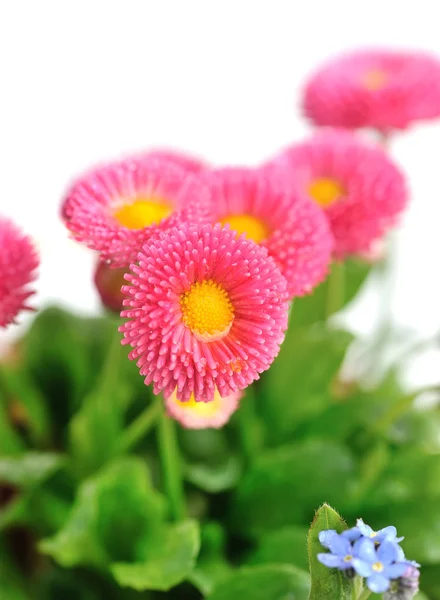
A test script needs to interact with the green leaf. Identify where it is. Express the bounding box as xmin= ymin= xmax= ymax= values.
xmin=40 ymin=457 xmax=166 ymax=568
xmin=232 ymin=440 xmax=355 ymax=535
xmin=0 ymin=365 xmax=50 ymax=446
xmin=189 ymin=522 xmax=232 ymax=596
xmin=180 ymin=428 xmax=243 ymax=493
xmin=307 ymin=503 xmax=352 ymax=600
xmin=208 ymin=564 xmax=310 ymax=600
xmin=0 ymin=398 xmax=24 ymax=455
xmin=68 ymin=333 xmax=129 ymax=477
xmin=0 ymin=452 xmax=64 ymax=488
xmin=260 ymin=326 xmax=353 ymax=443
xmin=111 ymin=520 xmax=200 ymax=591
xmin=289 ymin=259 xmax=372 ymax=328
xmin=22 ymin=307 xmax=96 ymax=416
xmin=184 ymin=455 xmax=243 ymax=493
xmin=248 ymin=526 xmax=309 ymax=571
